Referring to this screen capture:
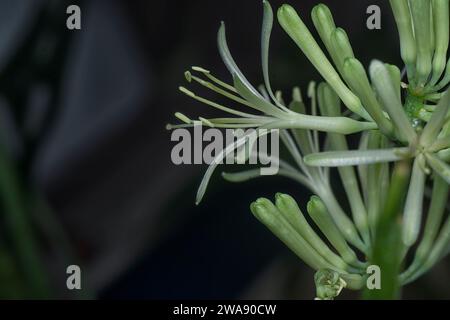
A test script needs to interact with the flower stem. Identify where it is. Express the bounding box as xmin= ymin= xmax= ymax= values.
xmin=363 ymin=160 xmax=411 ymax=299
